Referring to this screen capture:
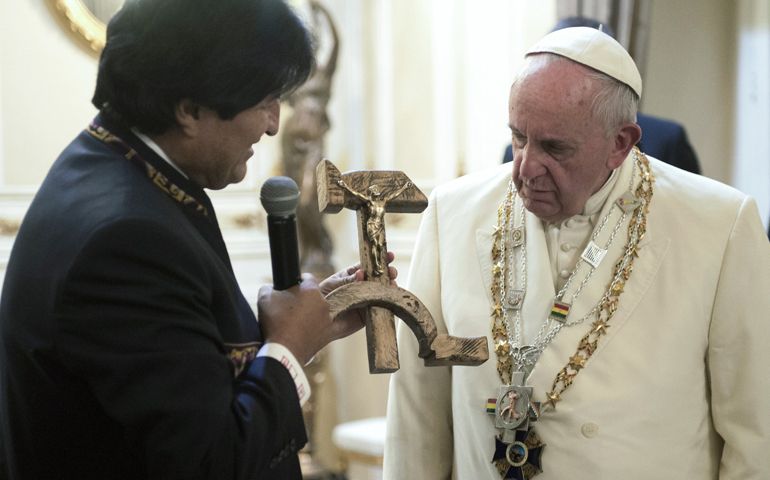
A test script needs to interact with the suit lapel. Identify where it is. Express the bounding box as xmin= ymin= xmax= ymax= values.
xmin=475 ymin=228 xmax=496 ymax=306
xmin=475 ymin=180 xmax=555 ymax=385
xmin=475 ymin=173 xmax=517 ymax=306
xmin=475 ymin=208 xmax=557 ymax=309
